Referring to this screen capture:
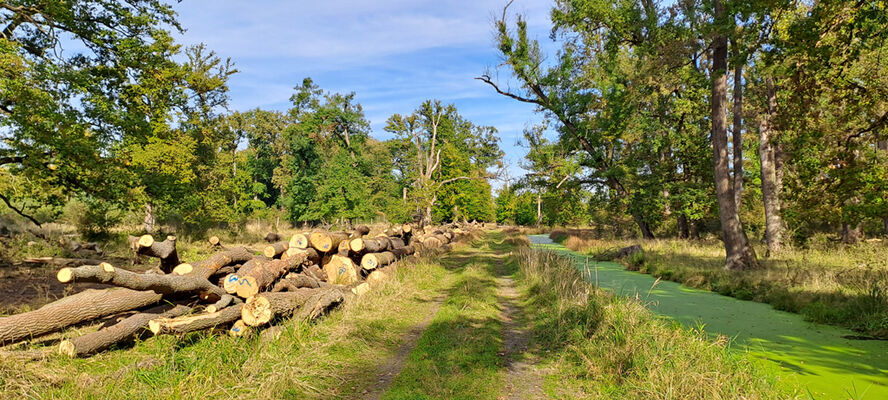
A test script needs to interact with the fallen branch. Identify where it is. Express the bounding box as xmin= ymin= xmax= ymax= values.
xmin=149 ymin=304 xmax=243 ymax=335
xmin=58 ymin=263 xmax=228 ymax=301
xmin=135 ymin=235 xmax=180 ymax=273
xmin=58 ymin=304 xmax=191 ymax=357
